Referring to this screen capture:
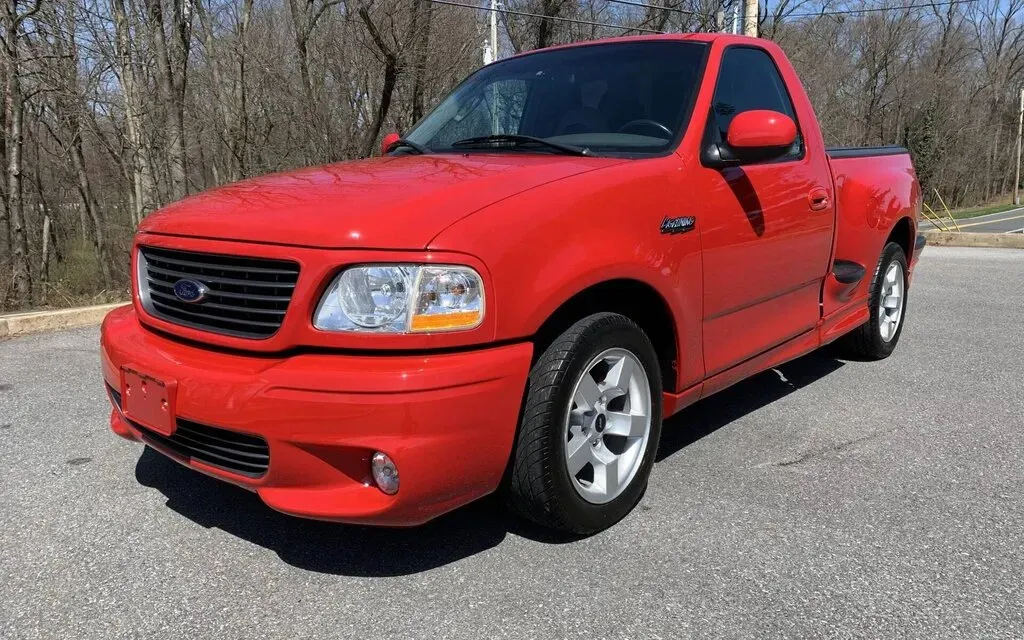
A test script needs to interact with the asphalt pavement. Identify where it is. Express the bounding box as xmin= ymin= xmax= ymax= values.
xmin=920 ymin=207 xmax=1024 ymax=233
xmin=2 ymin=246 xmax=1023 ymax=639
